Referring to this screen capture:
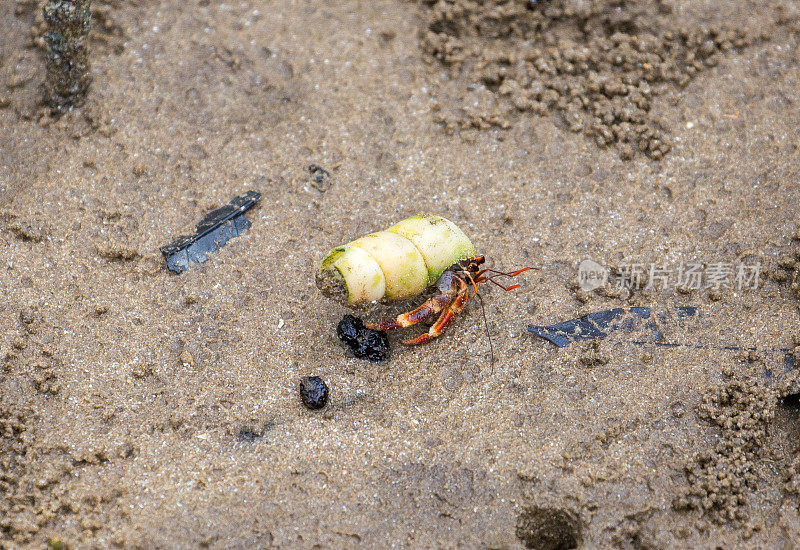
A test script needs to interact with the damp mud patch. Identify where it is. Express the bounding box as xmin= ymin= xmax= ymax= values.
xmin=160 ymin=191 xmax=261 ymax=274
xmin=419 ymin=0 xmax=761 ymax=159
